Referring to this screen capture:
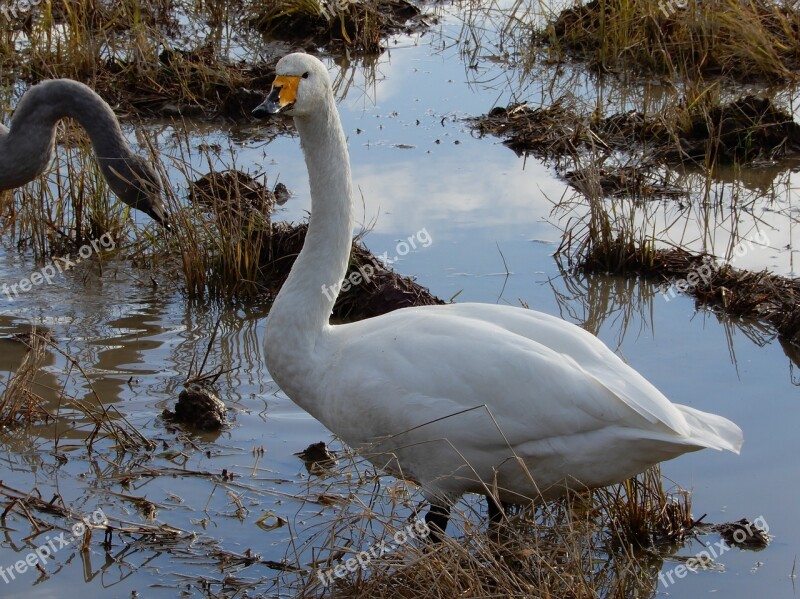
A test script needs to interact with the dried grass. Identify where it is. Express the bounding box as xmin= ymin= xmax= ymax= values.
xmin=286 ymin=448 xmax=696 ymax=599
xmin=541 ymin=0 xmax=800 ymax=82
xmin=248 ymin=0 xmax=423 ymax=55
xmin=0 ymin=328 xmax=51 ymax=426
xmin=473 ymin=95 xmax=800 ymax=168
